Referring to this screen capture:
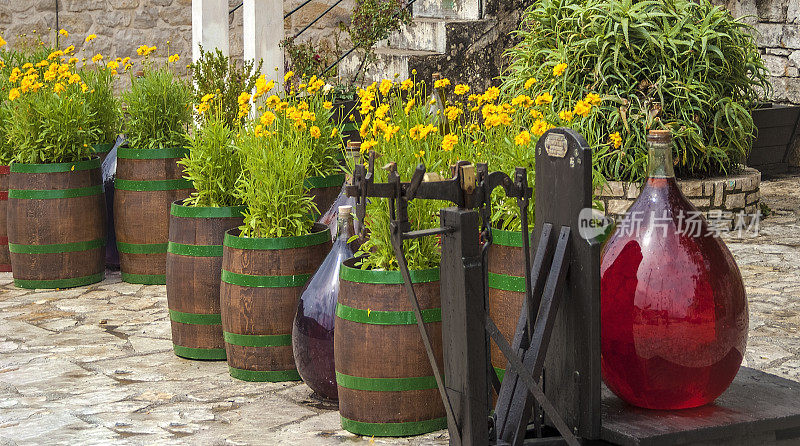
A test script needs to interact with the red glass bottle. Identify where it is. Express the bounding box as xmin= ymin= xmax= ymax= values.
xmin=600 ymin=130 xmax=748 ymax=410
